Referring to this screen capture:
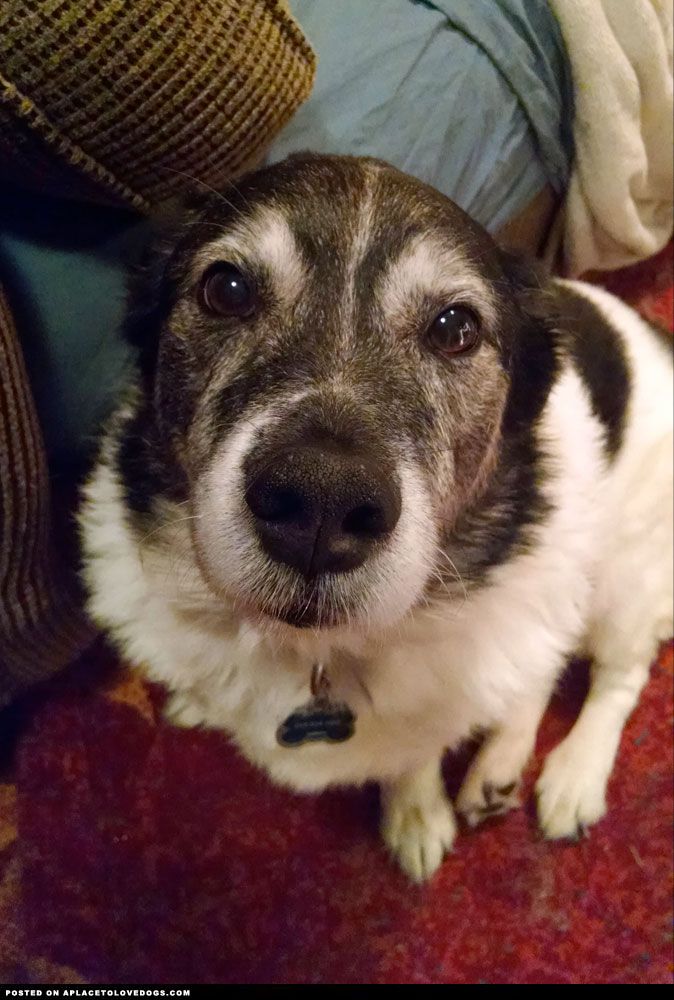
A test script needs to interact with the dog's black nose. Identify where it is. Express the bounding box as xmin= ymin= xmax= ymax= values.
xmin=245 ymin=444 xmax=401 ymax=577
